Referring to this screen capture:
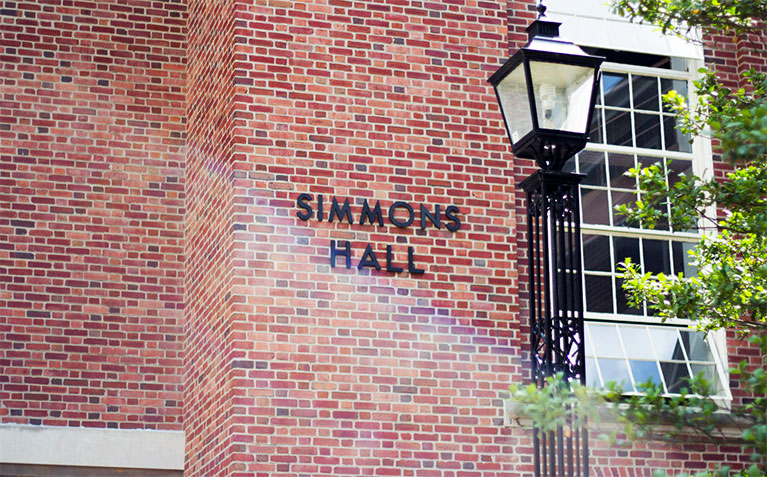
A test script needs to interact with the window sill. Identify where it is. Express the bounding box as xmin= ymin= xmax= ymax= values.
xmin=503 ymin=398 xmax=747 ymax=441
